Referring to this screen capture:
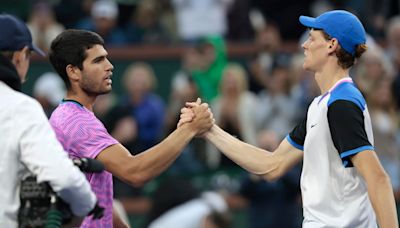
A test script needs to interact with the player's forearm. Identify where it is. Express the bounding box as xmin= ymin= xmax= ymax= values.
xmin=130 ymin=124 xmax=195 ymax=185
xmin=367 ymin=174 xmax=399 ymax=228
xmin=205 ymin=125 xmax=278 ymax=175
